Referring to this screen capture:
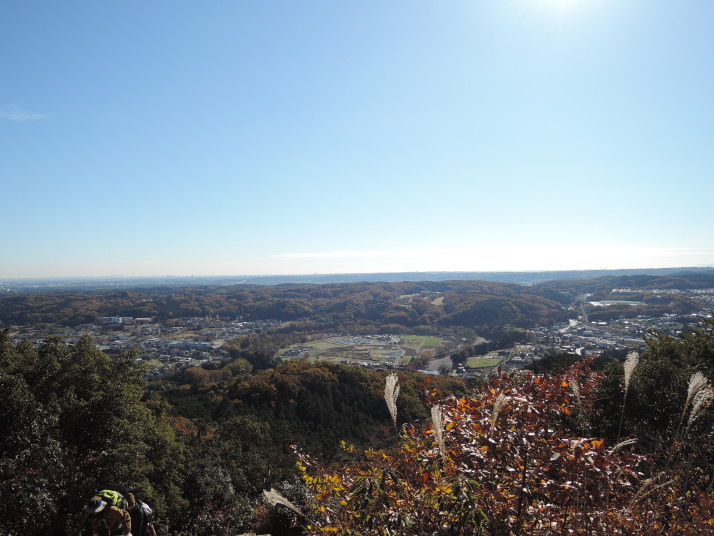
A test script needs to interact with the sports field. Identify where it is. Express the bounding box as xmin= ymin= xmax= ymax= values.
xmin=279 ymin=334 xmax=445 ymax=366
xmin=399 ymin=335 xmax=443 ymax=347
xmin=467 ymin=356 xmax=503 ymax=369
